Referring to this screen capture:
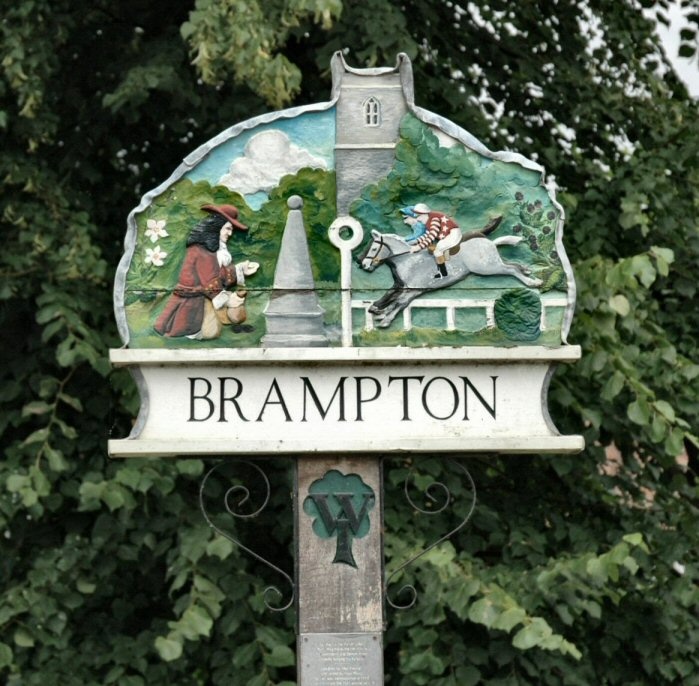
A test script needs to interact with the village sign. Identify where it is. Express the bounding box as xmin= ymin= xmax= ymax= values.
xmin=109 ymin=52 xmax=581 ymax=458
xmin=109 ymin=52 xmax=582 ymax=685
